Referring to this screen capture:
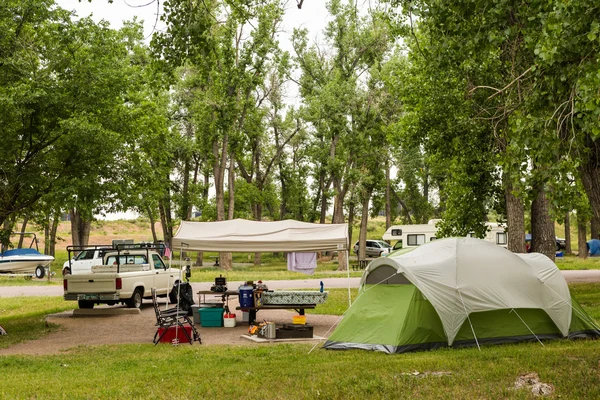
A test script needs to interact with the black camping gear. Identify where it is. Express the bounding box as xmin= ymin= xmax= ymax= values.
xmin=169 ymin=282 xmax=195 ymax=316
